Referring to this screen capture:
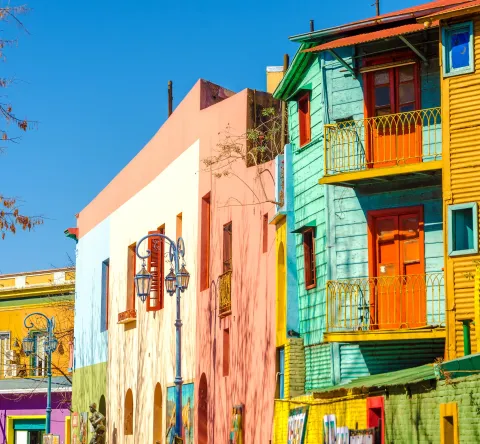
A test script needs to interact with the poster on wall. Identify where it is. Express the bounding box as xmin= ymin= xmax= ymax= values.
xmin=79 ymin=412 xmax=88 ymax=444
xmin=350 ymin=428 xmax=376 ymax=444
xmin=323 ymin=414 xmax=336 ymax=444
xmin=287 ymin=406 xmax=308 ymax=444
xmin=72 ymin=412 xmax=78 ymax=428
xmin=336 ymin=426 xmax=350 ymax=444
xmin=166 ymin=383 xmax=194 ymax=444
